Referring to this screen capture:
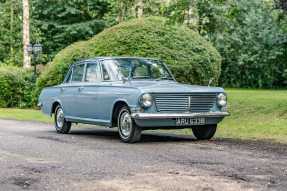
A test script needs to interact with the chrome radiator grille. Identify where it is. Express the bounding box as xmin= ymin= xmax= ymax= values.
xmin=153 ymin=93 xmax=217 ymax=112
